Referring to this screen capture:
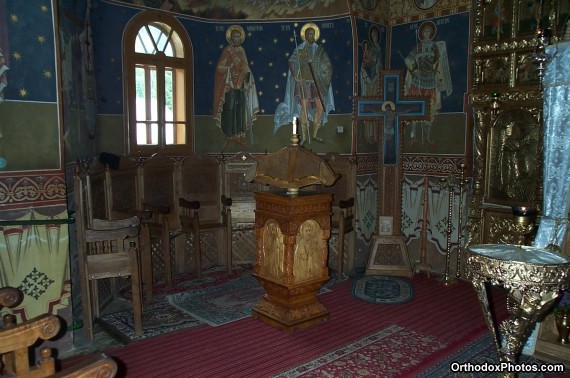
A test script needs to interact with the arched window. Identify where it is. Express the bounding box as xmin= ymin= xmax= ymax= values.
xmin=123 ymin=11 xmax=192 ymax=155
